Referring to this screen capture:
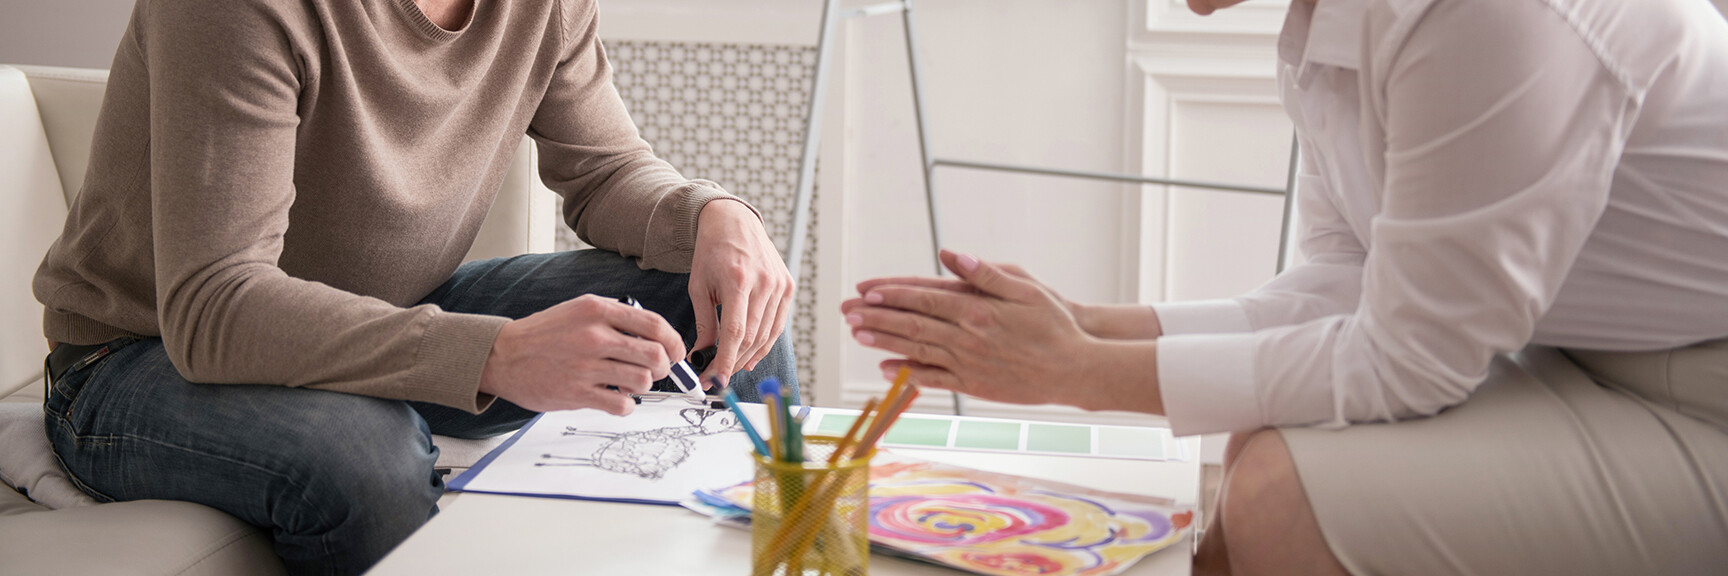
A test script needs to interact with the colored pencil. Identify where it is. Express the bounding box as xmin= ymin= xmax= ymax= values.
xmin=721 ymin=388 xmax=770 ymax=457
xmin=785 ymin=404 xmax=804 ymax=464
xmin=762 ymin=394 xmax=784 ymax=461
xmin=828 ymin=398 xmax=878 ymax=465
xmin=852 ymin=386 xmax=919 ymax=460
